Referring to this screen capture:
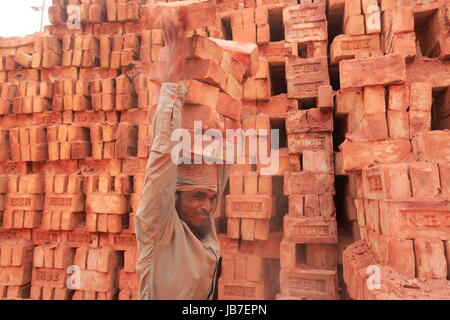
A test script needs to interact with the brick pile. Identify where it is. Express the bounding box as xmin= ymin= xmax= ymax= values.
xmin=333 ymin=0 xmax=450 ymax=300
xmin=0 ymin=0 xmax=256 ymax=300
xmin=216 ymin=0 xmax=339 ymax=300
xmin=0 ymin=0 xmax=448 ymax=300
